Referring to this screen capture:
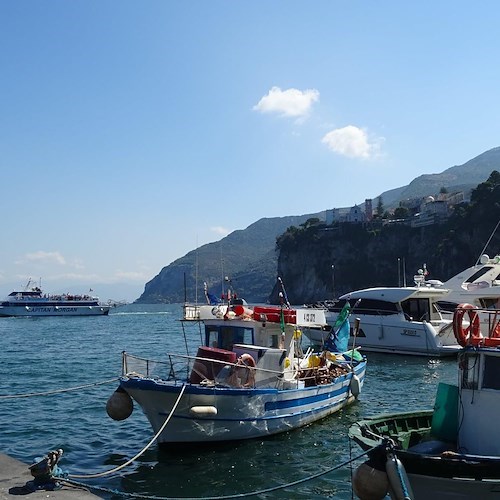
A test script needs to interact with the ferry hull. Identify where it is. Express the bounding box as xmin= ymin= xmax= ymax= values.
xmin=0 ymin=305 xmax=110 ymax=317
